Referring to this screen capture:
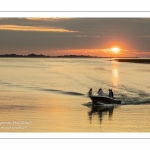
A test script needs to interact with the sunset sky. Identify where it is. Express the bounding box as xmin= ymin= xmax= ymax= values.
xmin=1 ymin=18 xmax=150 ymax=57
